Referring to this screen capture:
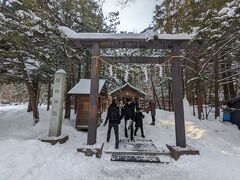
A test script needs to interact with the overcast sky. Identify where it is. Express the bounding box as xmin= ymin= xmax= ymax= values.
xmin=102 ymin=0 xmax=158 ymax=33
